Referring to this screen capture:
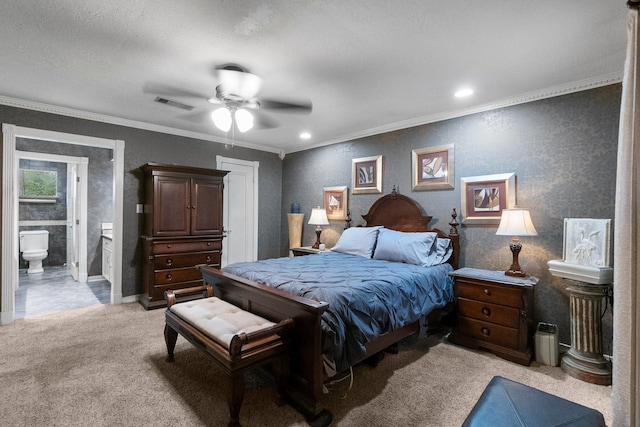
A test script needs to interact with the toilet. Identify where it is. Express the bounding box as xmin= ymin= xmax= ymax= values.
xmin=19 ymin=230 xmax=49 ymax=274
